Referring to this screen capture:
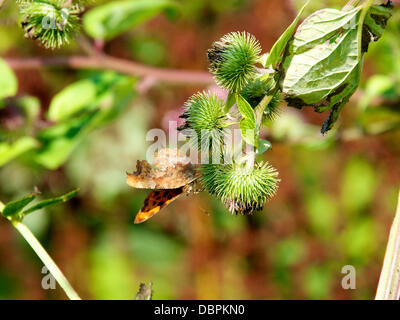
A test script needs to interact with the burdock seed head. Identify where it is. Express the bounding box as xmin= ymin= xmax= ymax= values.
xmin=200 ymin=161 xmax=280 ymax=215
xmin=207 ymin=32 xmax=261 ymax=92
xmin=178 ymin=92 xmax=228 ymax=156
